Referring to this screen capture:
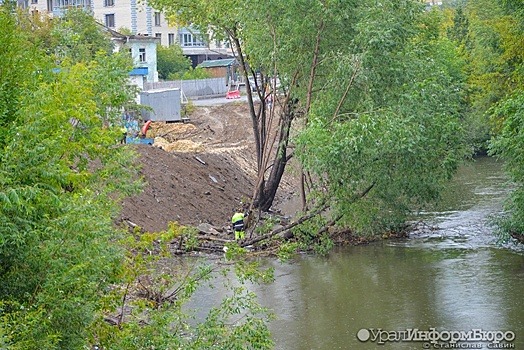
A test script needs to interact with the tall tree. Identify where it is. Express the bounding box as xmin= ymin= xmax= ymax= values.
xmin=51 ymin=8 xmax=115 ymax=63
xmin=151 ymin=0 xmax=467 ymax=241
xmin=486 ymin=0 xmax=524 ymax=242
xmin=156 ymin=44 xmax=192 ymax=80
xmin=459 ymin=0 xmax=524 ymax=138
xmin=151 ymin=0 xmax=325 ymax=212
xmin=0 ymin=8 xmax=138 ymax=348
xmin=293 ymin=3 xmax=467 ymax=236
